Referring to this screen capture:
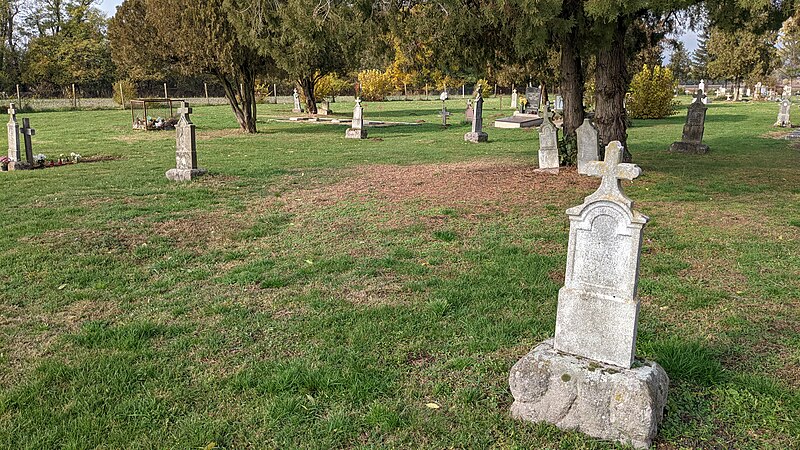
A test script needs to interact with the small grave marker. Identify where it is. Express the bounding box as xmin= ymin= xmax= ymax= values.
xmin=464 ymin=86 xmax=488 ymax=143
xmin=576 ymin=118 xmax=599 ymax=175
xmin=774 ymin=98 xmax=791 ymax=127
xmin=345 ymin=98 xmax=368 ymax=139
xmin=166 ymin=101 xmax=207 ymax=181
xmin=292 ymin=88 xmax=303 ymax=113
xmin=536 ymin=103 xmax=559 ymax=173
